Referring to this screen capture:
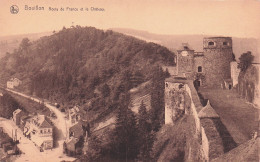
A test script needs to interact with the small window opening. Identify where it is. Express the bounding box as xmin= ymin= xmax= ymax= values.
xmin=198 ymin=66 xmax=202 ymax=72
xmin=165 ymin=83 xmax=168 ymax=87
xmin=179 ymin=84 xmax=184 ymax=89
xmin=223 ymin=42 xmax=228 ymax=45
xmin=197 ymin=80 xmax=201 ymax=87
xmin=208 ymin=42 xmax=214 ymax=46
